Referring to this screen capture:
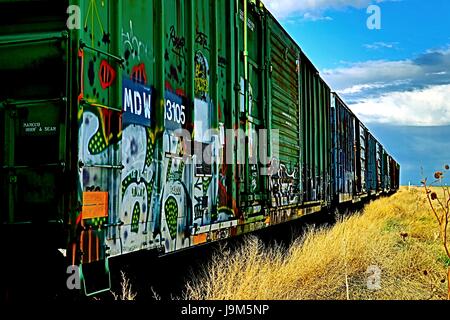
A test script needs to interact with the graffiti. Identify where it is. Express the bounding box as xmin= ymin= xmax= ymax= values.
xmin=87 ymin=123 xmax=107 ymax=154
xmin=145 ymin=128 xmax=154 ymax=167
xmin=208 ymin=228 xmax=230 ymax=242
xmin=168 ymin=25 xmax=186 ymax=60
xmin=122 ymin=20 xmax=149 ymax=61
xmin=82 ymin=107 xmax=120 ymax=156
xmin=99 ymin=60 xmax=116 ymax=90
xmin=195 ymin=31 xmax=209 ymax=50
xmin=194 ymin=196 xmax=208 ymax=221
xmin=160 ymin=148 xmax=191 ymax=252
xmin=78 ymin=106 xmax=122 ymax=263
xmin=165 ymin=25 xmax=186 ymax=89
xmin=164 ymin=196 xmax=179 ymax=239
xmin=270 ymin=160 xmax=301 ymax=207
xmin=119 ymin=124 xmax=155 ymax=253
xmin=131 ymin=202 xmax=141 ymax=233
xmin=116 ymin=81 xmax=155 ymax=253
xmin=250 ymin=164 xmax=259 ymax=193
xmin=194 ymin=177 xmax=213 ymax=222
xmin=121 ymin=172 xmax=138 ymax=198
xmin=194 ymin=51 xmax=209 ymax=100
xmin=84 ymin=0 xmax=108 ymax=47
xmin=131 ymin=63 xmax=147 ymax=85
